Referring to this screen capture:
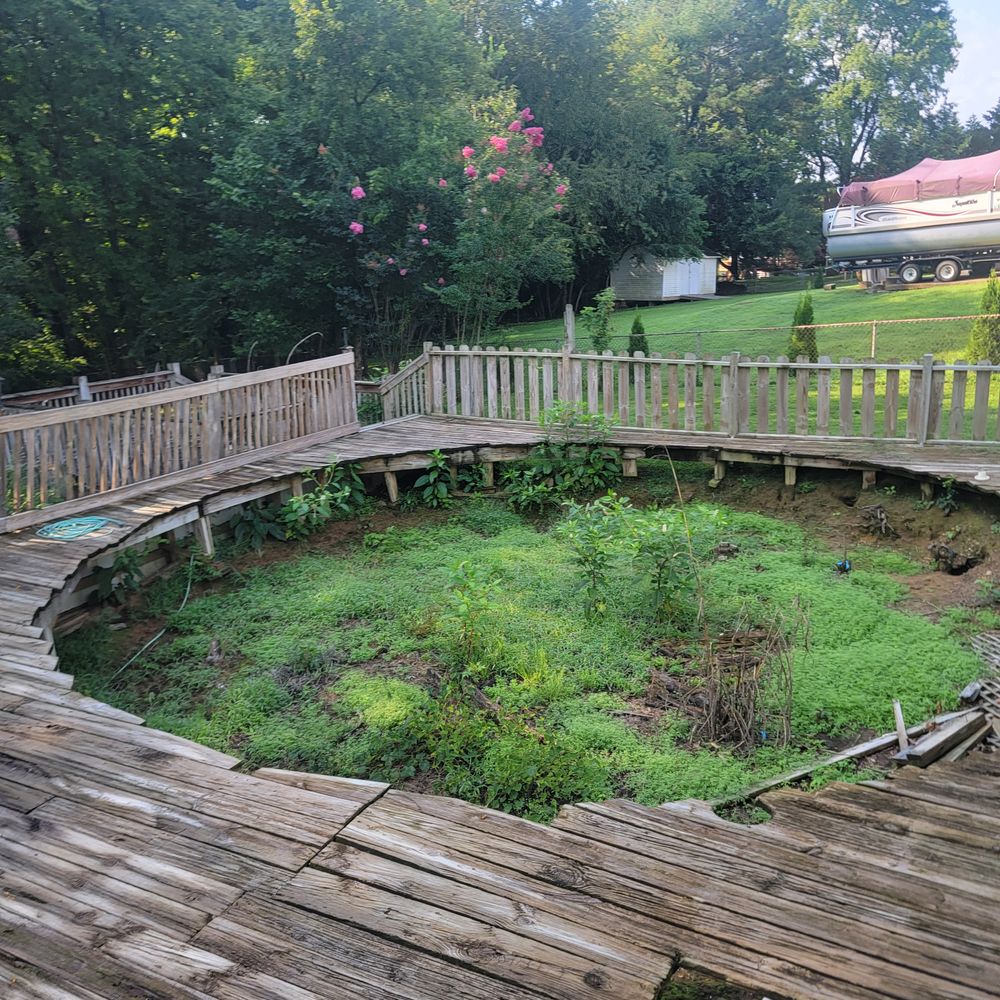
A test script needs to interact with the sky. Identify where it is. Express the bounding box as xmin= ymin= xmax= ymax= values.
xmin=945 ymin=0 xmax=1000 ymax=122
